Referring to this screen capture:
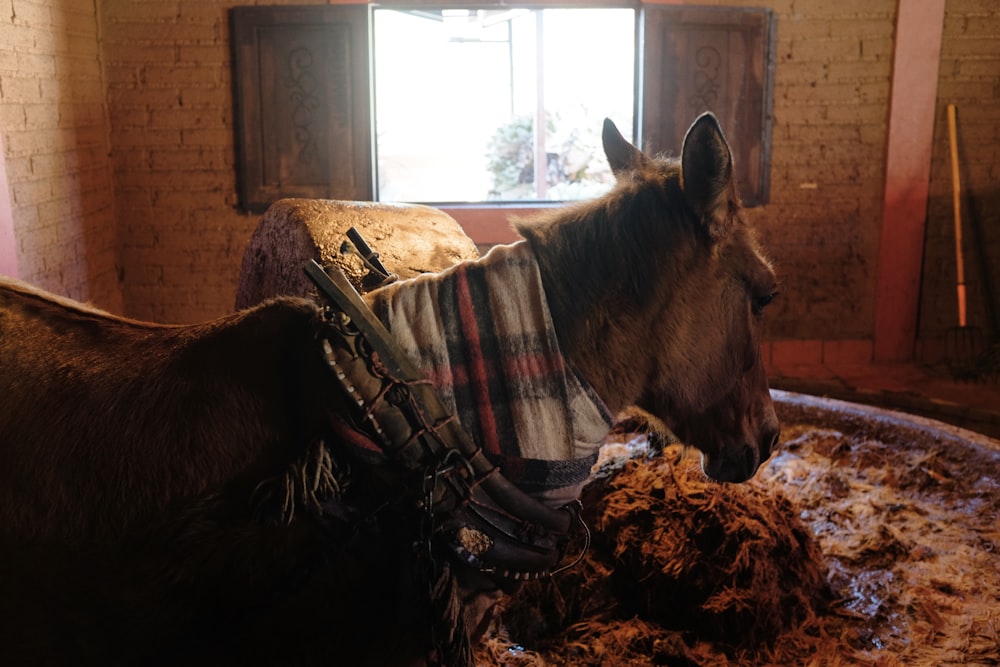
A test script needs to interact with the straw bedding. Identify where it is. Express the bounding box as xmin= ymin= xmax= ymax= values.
xmin=476 ymin=418 xmax=1000 ymax=666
